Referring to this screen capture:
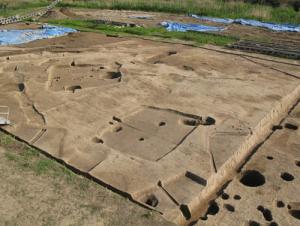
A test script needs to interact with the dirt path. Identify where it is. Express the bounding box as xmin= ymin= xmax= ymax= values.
xmin=0 ymin=133 xmax=174 ymax=226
